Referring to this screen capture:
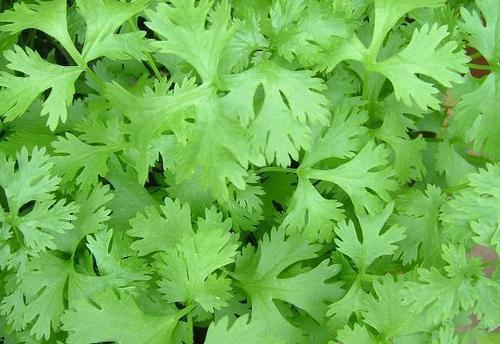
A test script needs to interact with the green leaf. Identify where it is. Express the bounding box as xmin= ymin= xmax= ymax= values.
xmin=281 ymin=175 xmax=344 ymax=243
xmin=84 ymin=31 xmax=156 ymax=62
xmin=146 ymin=0 xmax=232 ymax=84
xmin=0 ymin=46 xmax=83 ymax=130
xmin=449 ymin=73 xmax=500 ymax=160
xmin=221 ymin=60 xmax=330 ymax=166
xmin=335 ymin=202 xmax=405 ymax=271
xmin=62 ymin=290 xmax=187 ymax=344
xmin=0 ymin=147 xmax=59 ymax=213
xmin=460 ymin=0 xmax=500 ymax=63
xmin=106 ymin=156 xmax=158 ymax=230
xmin=362 ymin=275 xmax=430 ymax=338
xmin=373 ymin=111 xmax=427 ymax=183
xmin=0 ymin=0 xmax=77 ymax=57
xmin=175 ymin=96 xmax=252 ymax=201
xmin=337 ymin=323 xmax=378 ymax=344
xmin=301 ymin=103 xmax=368 ymax=169
xmin=369 ymin=0 xmax=446 ymax=58
xmin=371 ymin=24 xmax=468 ymax=109
xmin=52 ymin=184 xmax=113 ymax=254
xmin=51 ymin=133 xmax=124 ymax=189
xmin=0 ymin=147 xmax=78 ymax=257
xmin=234 ymin=227 xmax=342 ymax=342
xmin=307 ymin=142 xmax=398 ymax=214
xmin=156 ymin=208 xmax=239 ymax=312
xmin=441 ymin=164 xmax=500 ymax=252
xmin=401 ymin=244 xmax=496 ymax=327
xmin=0 ymin=253 xmax=71 ymax=340
xmin=205 ymin=315 xmax=267 ymax=344
xmin=103 ymin=79 xmax=210 ymax=183
xmin=435 ymin=140 xmax=476 ymax=187
xmin=86 ymin=229 xmax=150 ymax=286
xmin=392 ymin=185 xmax=446 ymax=264
xmin=128 ymin=197 xmax=192 ymax=256
xmin=76 ymin=0 xmax=151 ymax=62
